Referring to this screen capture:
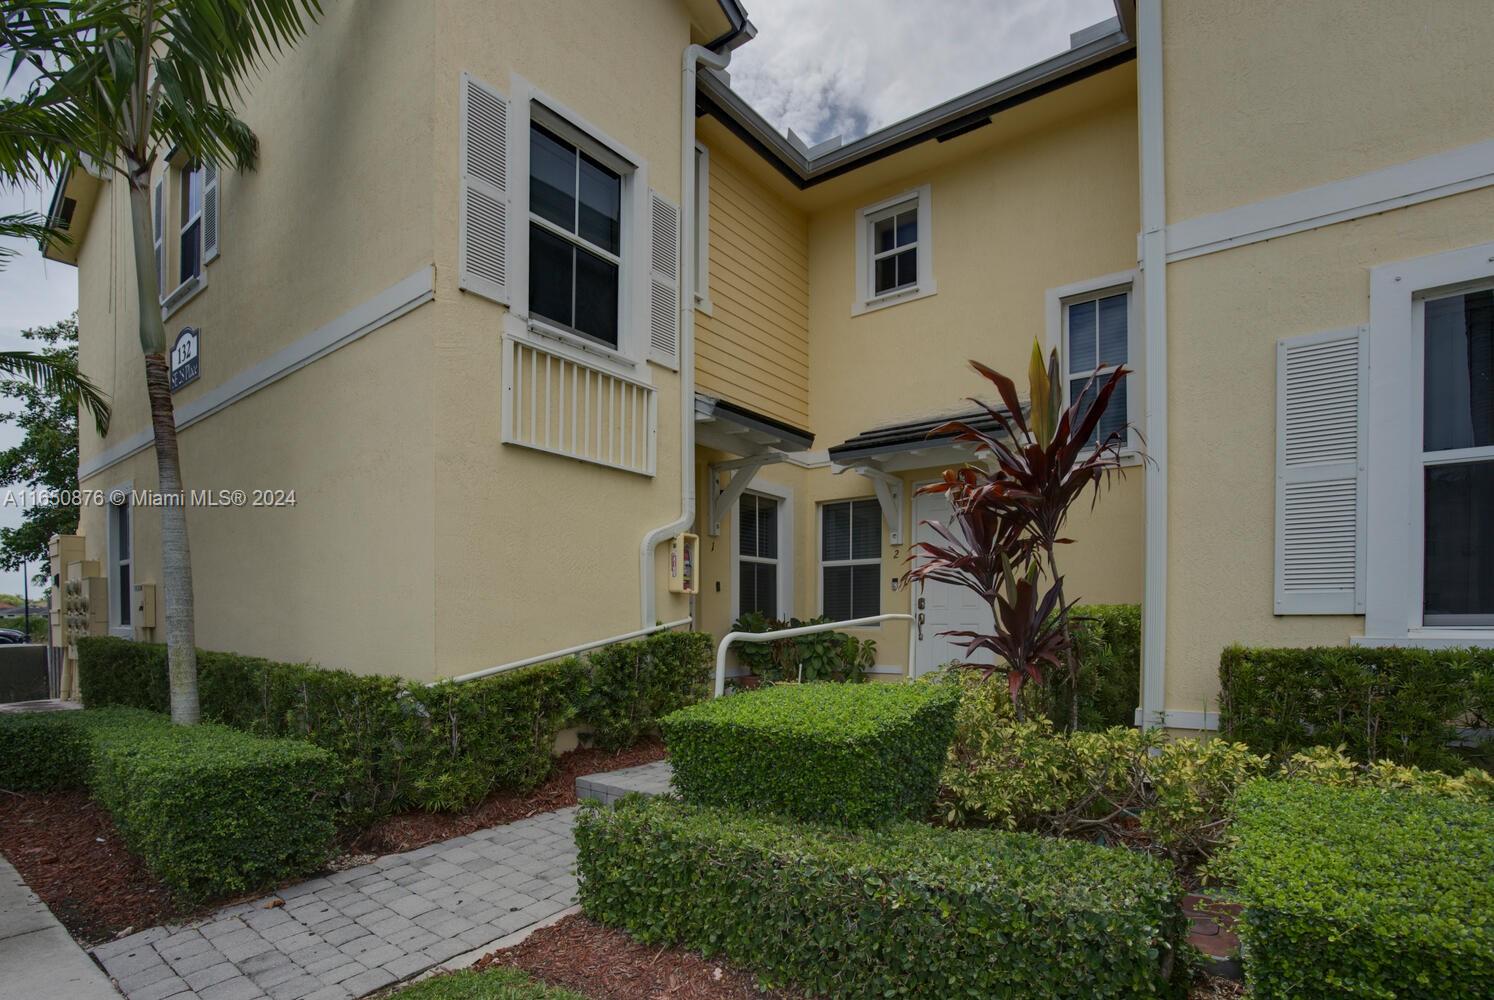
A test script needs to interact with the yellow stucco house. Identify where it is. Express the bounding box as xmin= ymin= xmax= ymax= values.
xmin=44 ymin=0 xmax=1494 ymax=730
